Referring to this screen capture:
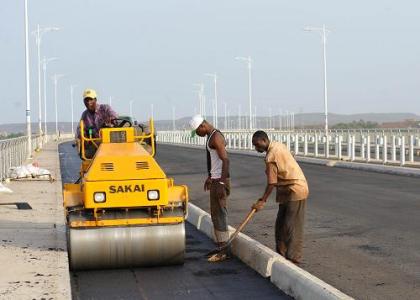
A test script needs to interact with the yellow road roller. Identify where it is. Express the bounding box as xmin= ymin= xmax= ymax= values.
xmin=63 ymin=118 xmax=188 ymax=270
